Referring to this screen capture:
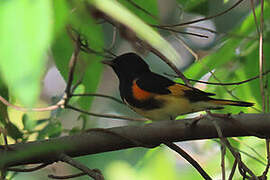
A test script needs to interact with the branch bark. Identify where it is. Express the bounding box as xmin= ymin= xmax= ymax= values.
xmin=1 ymin=113 xmax=269 ymax=169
